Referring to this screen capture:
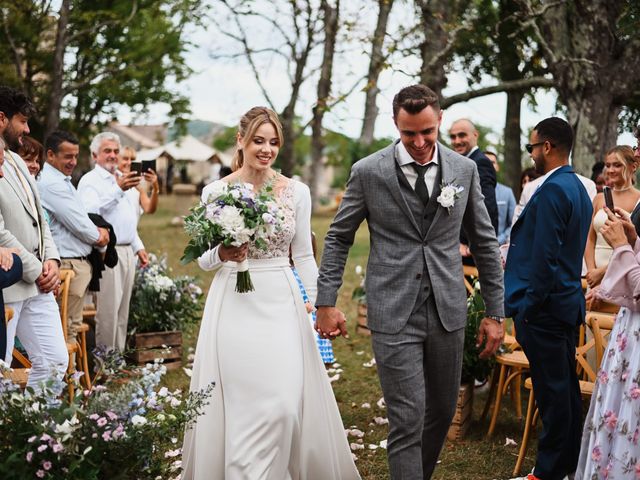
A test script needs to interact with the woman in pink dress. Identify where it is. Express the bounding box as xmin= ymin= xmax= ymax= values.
xmin=576 ymin=207 xmax=640 ymax=479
